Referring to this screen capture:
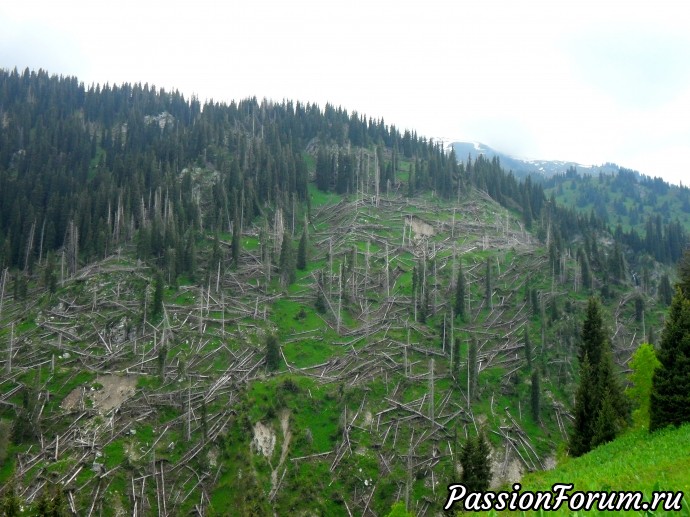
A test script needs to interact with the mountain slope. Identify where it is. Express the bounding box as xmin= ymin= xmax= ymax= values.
xmin=543 ymin=168 xmax=690 ymax=262
xmin=0 ymin=68 xmax=679 ymax=515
